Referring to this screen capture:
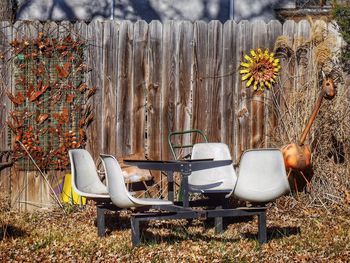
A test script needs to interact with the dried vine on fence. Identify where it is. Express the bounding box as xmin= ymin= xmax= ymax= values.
xmin=4 ymin=32 xmax=94 ymax=171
